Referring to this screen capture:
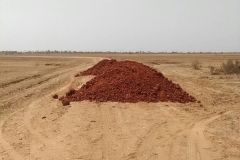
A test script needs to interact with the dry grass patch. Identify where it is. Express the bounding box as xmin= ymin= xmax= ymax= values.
xmin=192 ymin=59 xmax=202 ymax=70
xmin=209 ymin=60 xmax=240 ymax=75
